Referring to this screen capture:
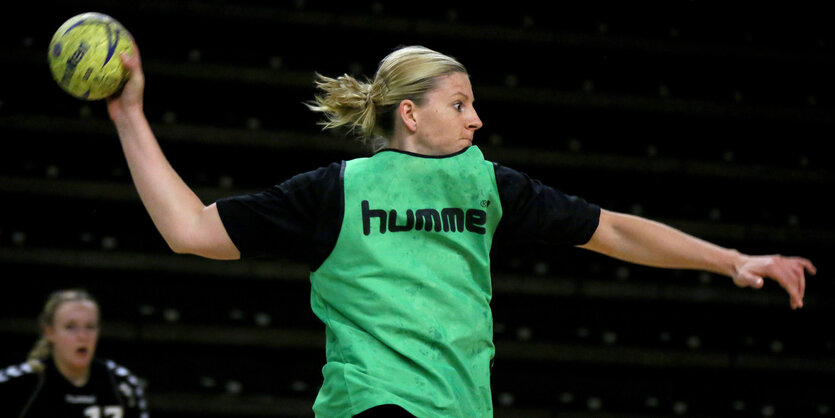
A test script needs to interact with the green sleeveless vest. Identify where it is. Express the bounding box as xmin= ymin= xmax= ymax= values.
xmin=310 ymin=146 xmax=502 ymax=417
